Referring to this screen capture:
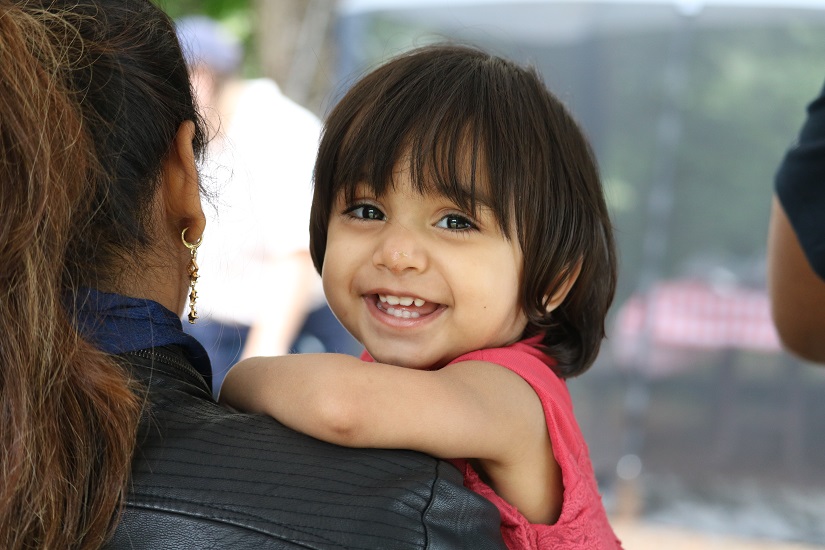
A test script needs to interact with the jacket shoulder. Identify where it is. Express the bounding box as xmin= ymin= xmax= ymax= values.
xmin=109 ymin=350 xmax=505 ymax=549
